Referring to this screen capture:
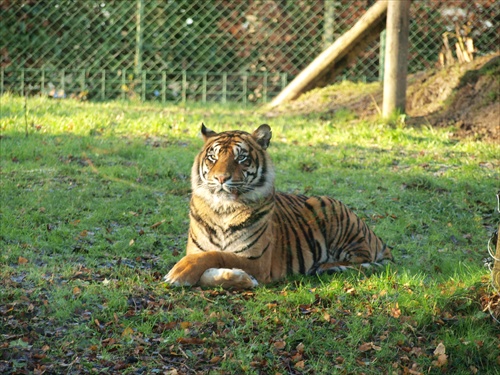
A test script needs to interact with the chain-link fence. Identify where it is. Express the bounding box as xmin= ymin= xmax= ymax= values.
xmin=1 ymin=0 xmax=498 ymax=103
